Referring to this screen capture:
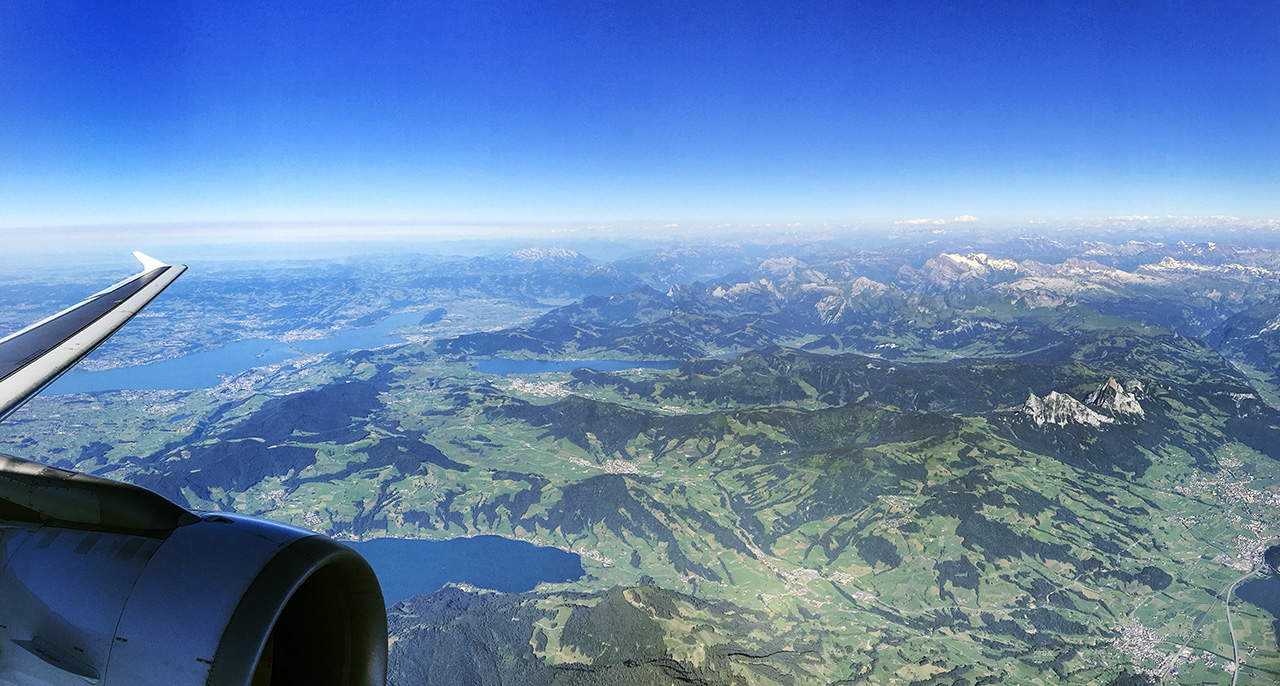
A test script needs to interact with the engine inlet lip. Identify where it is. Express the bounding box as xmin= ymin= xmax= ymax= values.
xmin=204 ymin=534 xmax=387 ymax=686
